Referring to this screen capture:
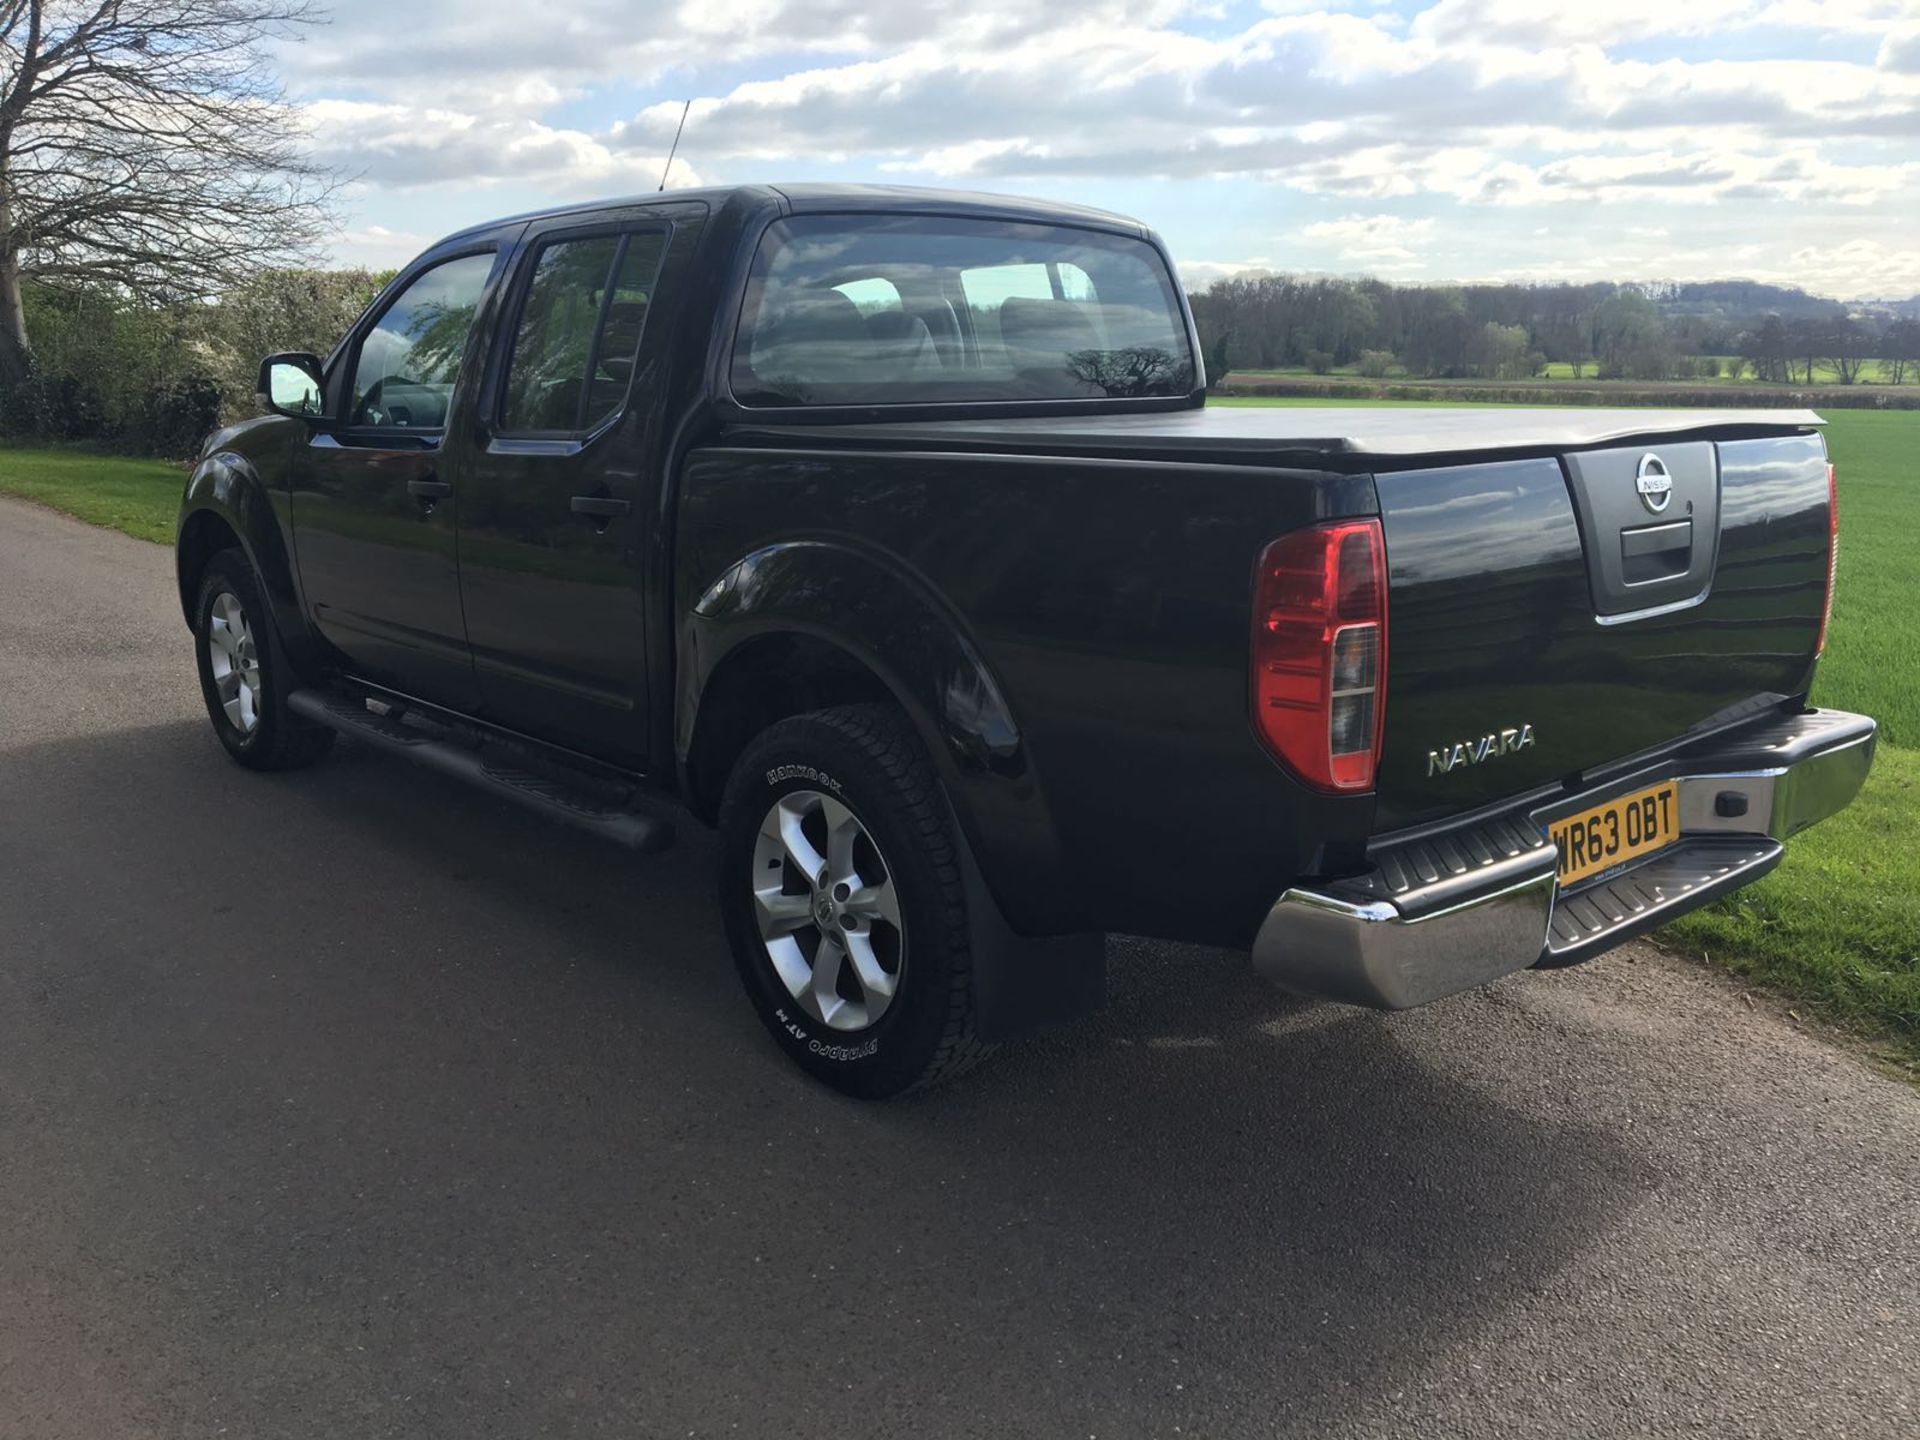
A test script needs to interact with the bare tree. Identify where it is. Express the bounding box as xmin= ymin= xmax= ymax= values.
xmin=1821 ymin=316 xmax=1867 ymax=385
xmin=1884 ymin=318 xmax=1920 ymax=387
xmin=1787 ymin=317 xmax=1826 ymax=385
xmin=0 ymin=0 xmax=333 ymax=384
xmin=1064 ymin=346 xmax=1195 ymax=397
